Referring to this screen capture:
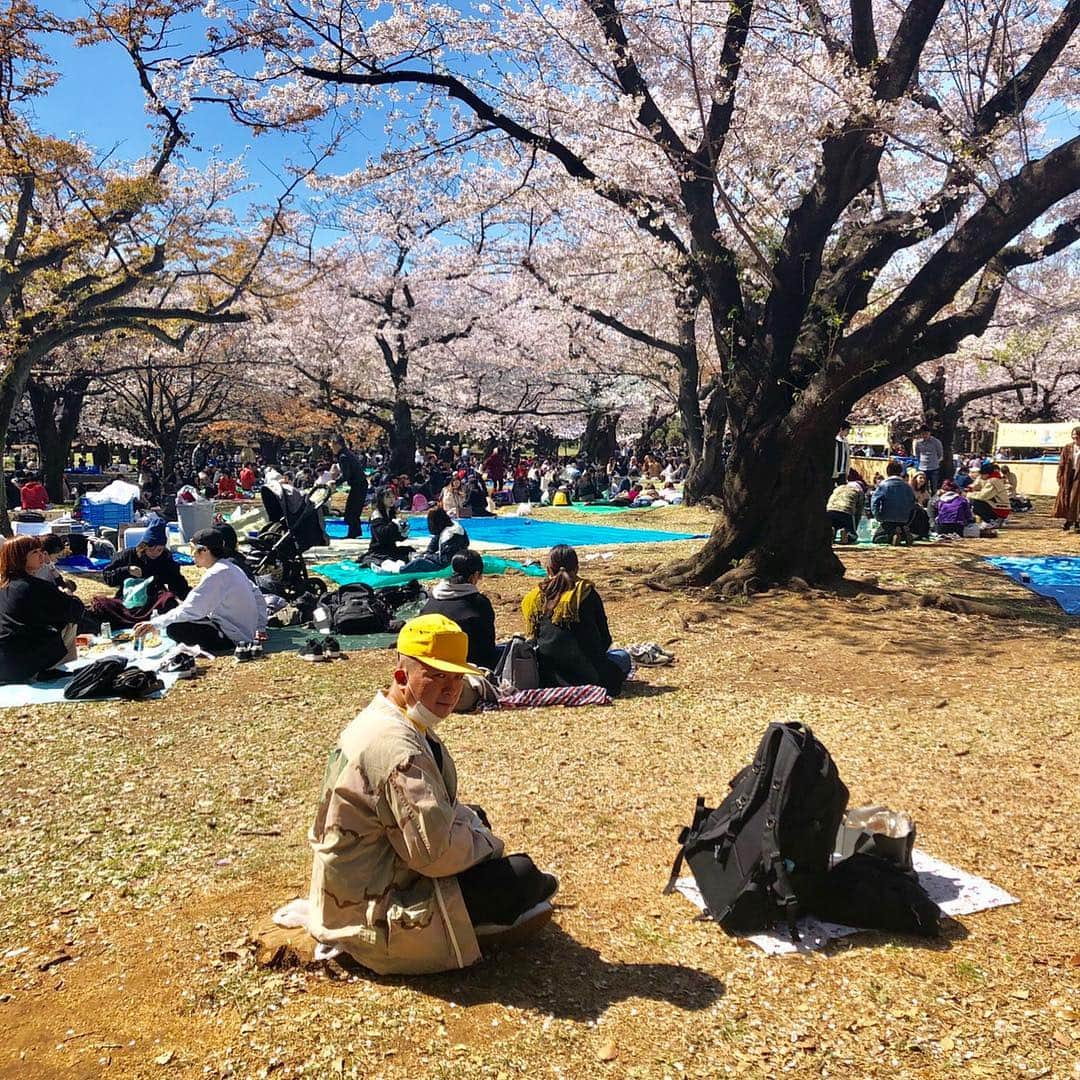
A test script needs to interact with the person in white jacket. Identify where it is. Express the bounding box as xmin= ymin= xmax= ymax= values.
xmin=133 ymin=528 xmax=267 ymax=654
